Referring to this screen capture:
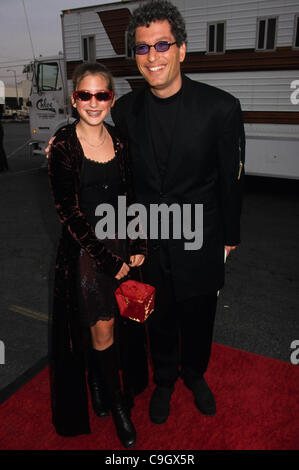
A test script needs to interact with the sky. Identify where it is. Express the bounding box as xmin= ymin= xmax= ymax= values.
xmin=0 ymin=0 xmax=120 ymax=86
